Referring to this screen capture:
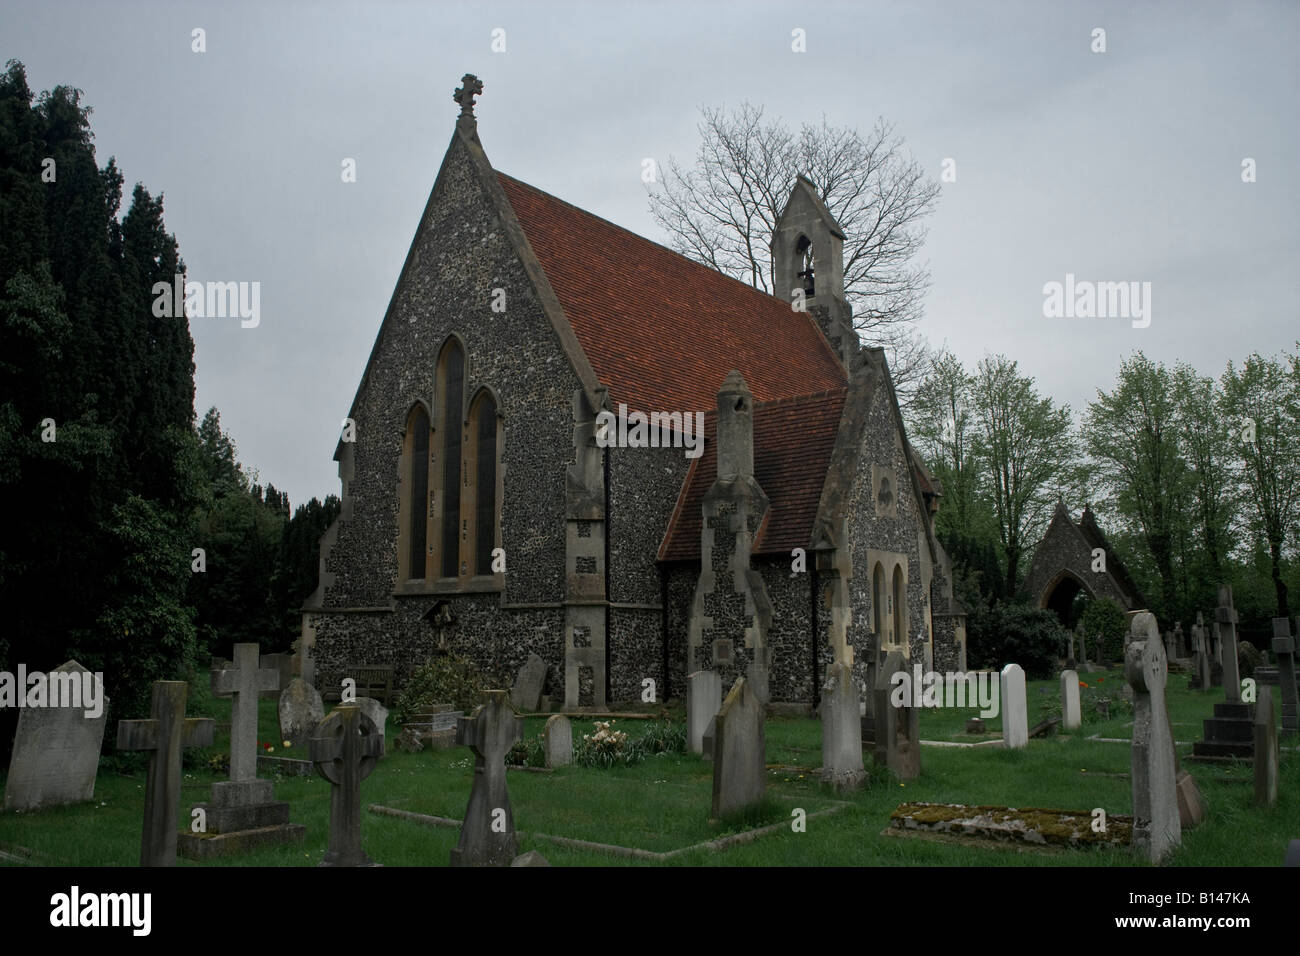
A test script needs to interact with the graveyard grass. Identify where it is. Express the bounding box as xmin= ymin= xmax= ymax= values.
xmin=0 ymin=670 xmax=1295 ymax=866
